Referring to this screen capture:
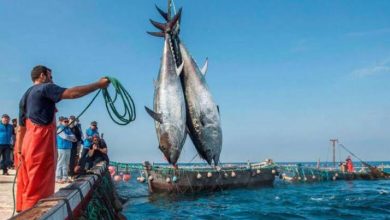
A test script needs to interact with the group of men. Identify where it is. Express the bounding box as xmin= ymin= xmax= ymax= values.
xmin=55 ymin=117 xmax=109 ymax=183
